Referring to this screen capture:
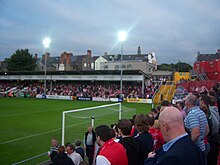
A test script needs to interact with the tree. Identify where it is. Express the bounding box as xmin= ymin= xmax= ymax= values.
xmin=158 ymin=62 xmax=192 ymax=72
xmin=177 ymin=62 xmax=192 ymax=72
xmin=6 ymin=49 xmax=36 ymax=71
